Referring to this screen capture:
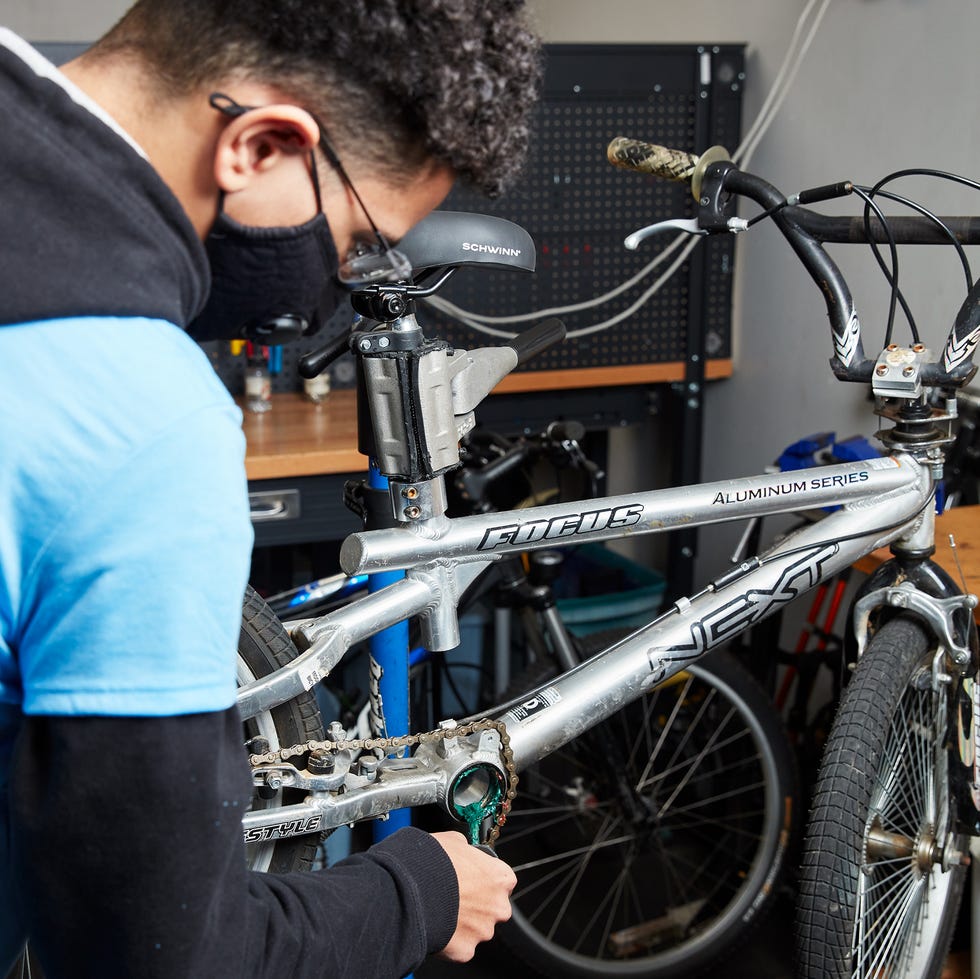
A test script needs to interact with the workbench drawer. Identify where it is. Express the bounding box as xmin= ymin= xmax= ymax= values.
xmin=248 ymin=473 xmax=360 ymax=547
